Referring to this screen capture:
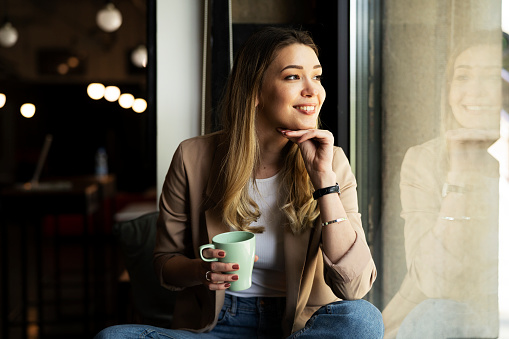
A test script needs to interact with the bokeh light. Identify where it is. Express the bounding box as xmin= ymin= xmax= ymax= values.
xmin=57 ymin=63 xmax=69 ymax=75
xmin=0 ymin=93 xmax=5 ymax=108
xmin=132 ymin=98 xmax=147 ymax=113
xmin=131 ymin=45 xmax=147 ymax=68
xmin=87 ymin=83 xmax=105 ymax=100
xmin=20 ymin=103 xmax=36 ymax=118
xmin=96 ymin=3 xmax=123 ymax=33
xmin=67 ymin=56 xmax=80 ymax=68
xmin=104 ymin=86 xmax=121 ymax=102
xmin=118 ymin=93 xmax=135 ymax=109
